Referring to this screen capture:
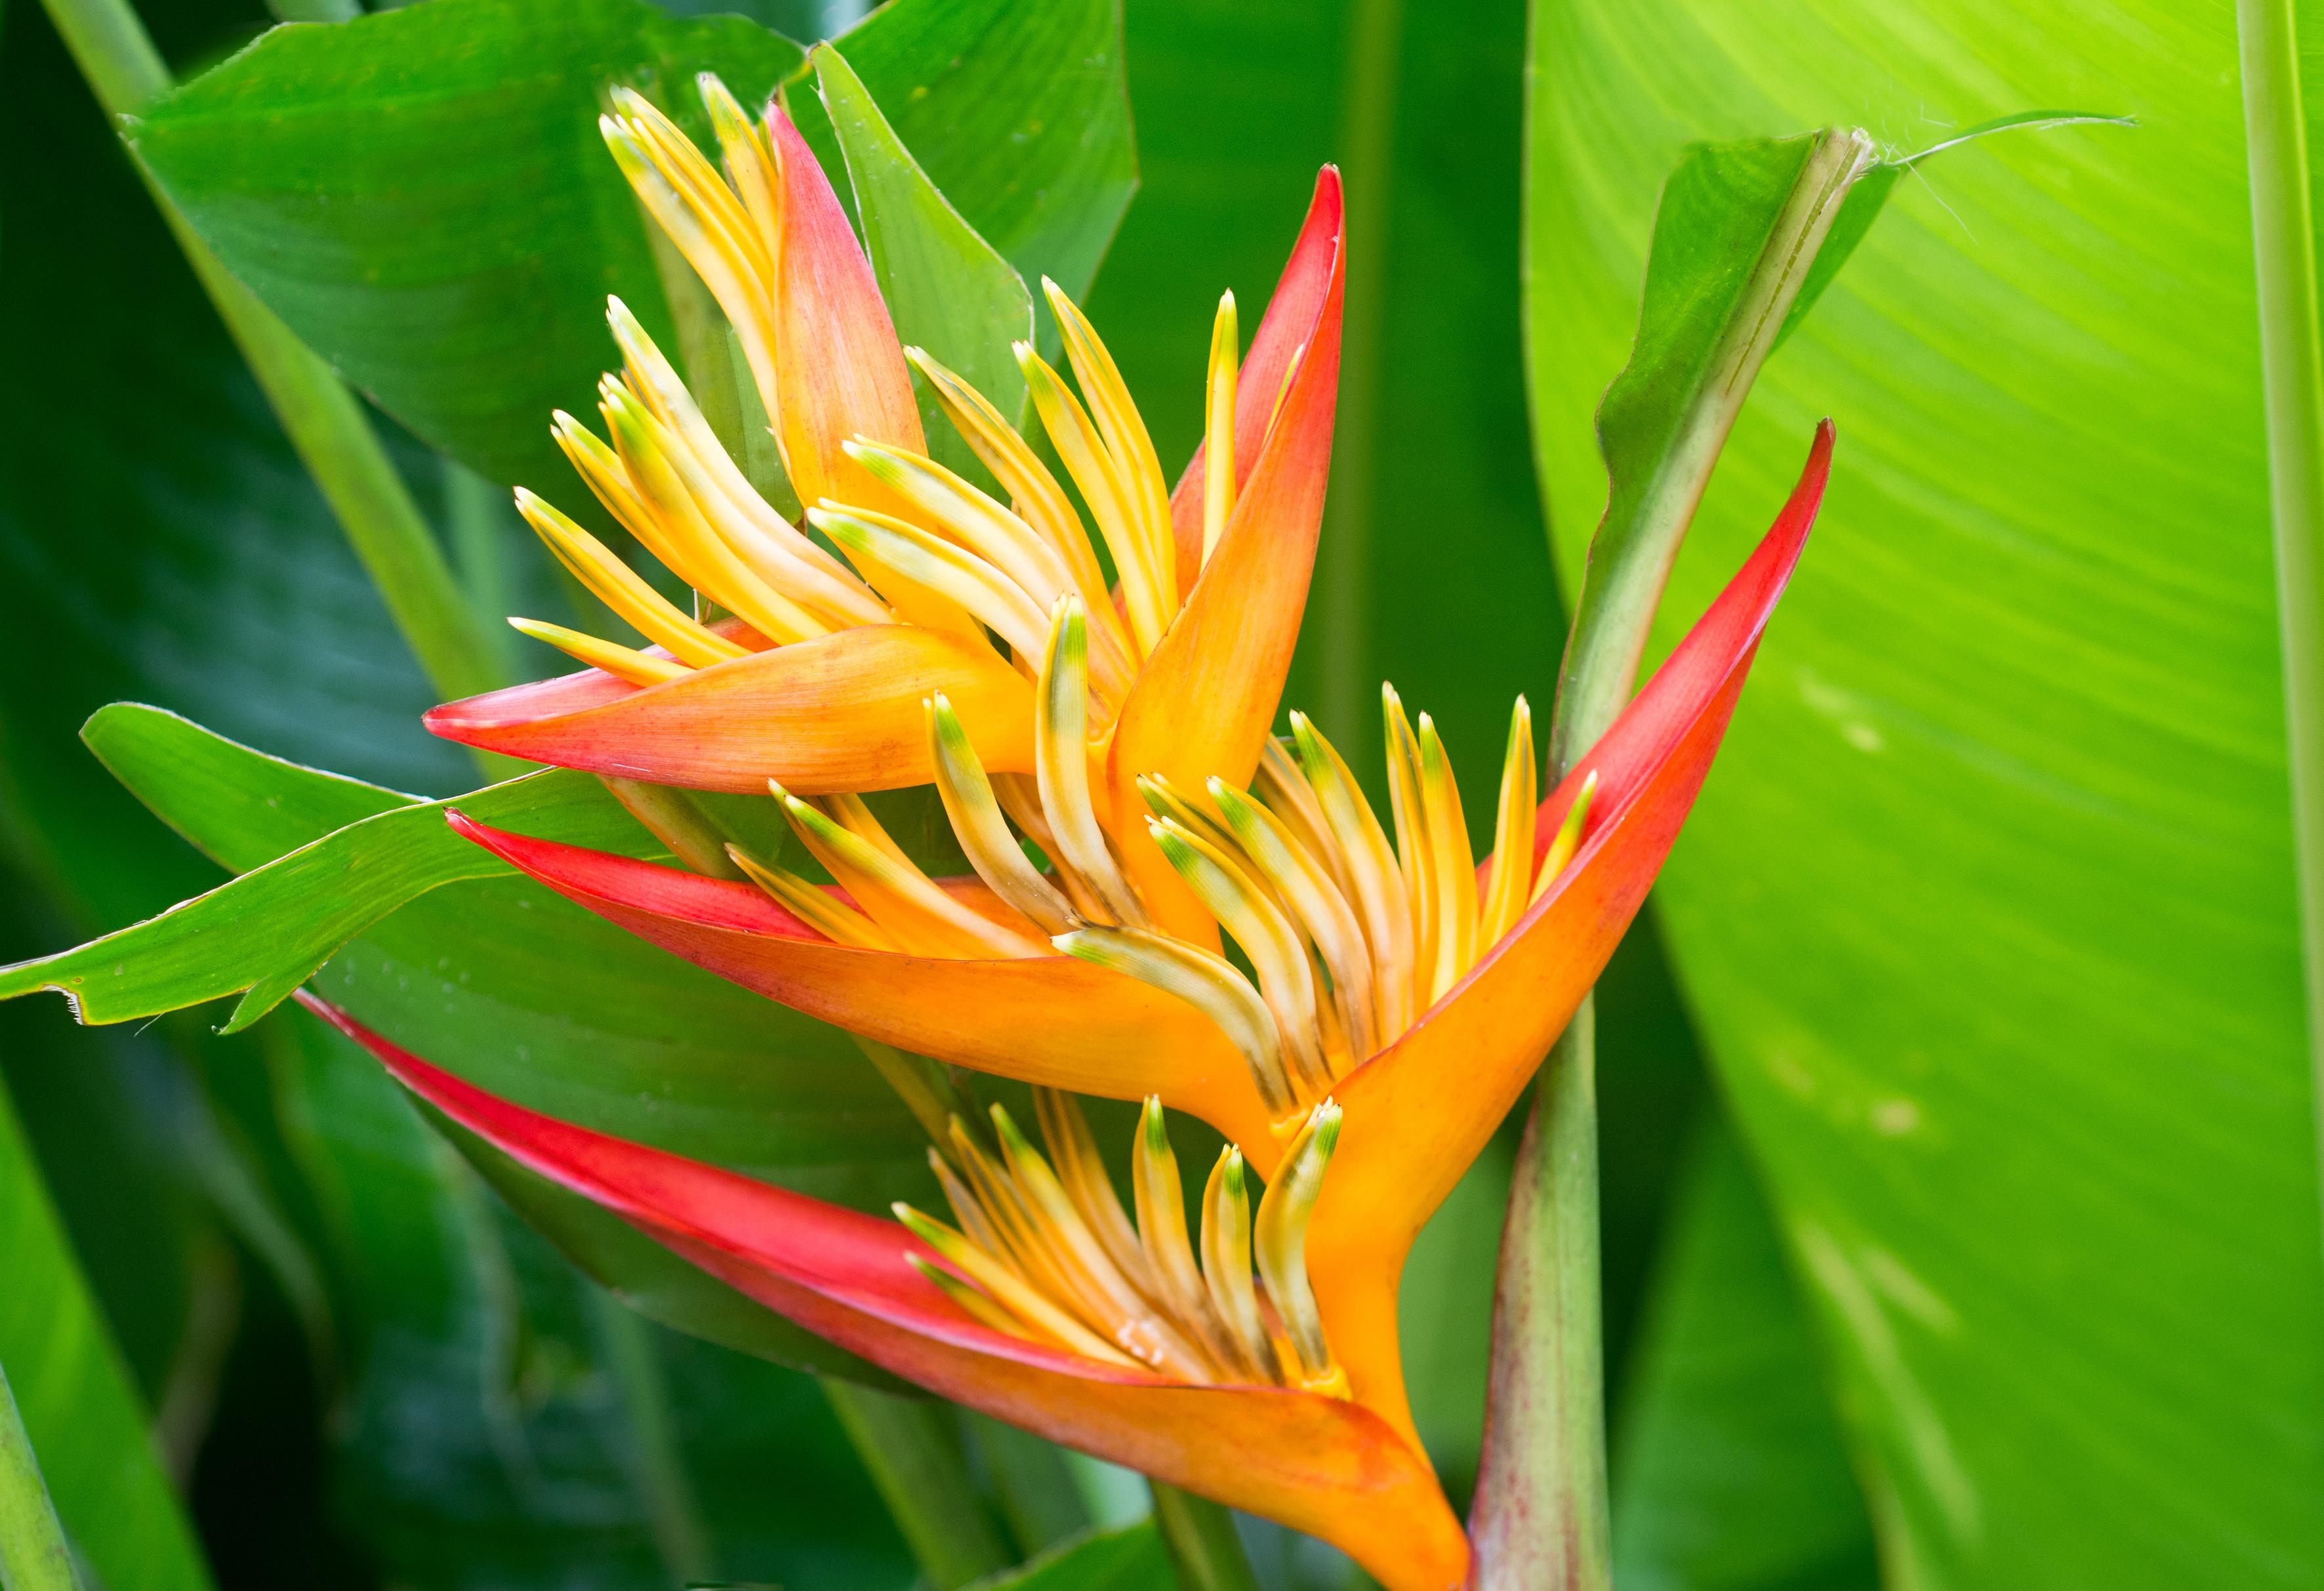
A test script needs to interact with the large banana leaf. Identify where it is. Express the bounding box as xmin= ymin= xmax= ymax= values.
xmin=1529 ymin=1 xmax=2324 ymax=1583
xmin=127 ymin=0 xmax=1132 ymax=494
